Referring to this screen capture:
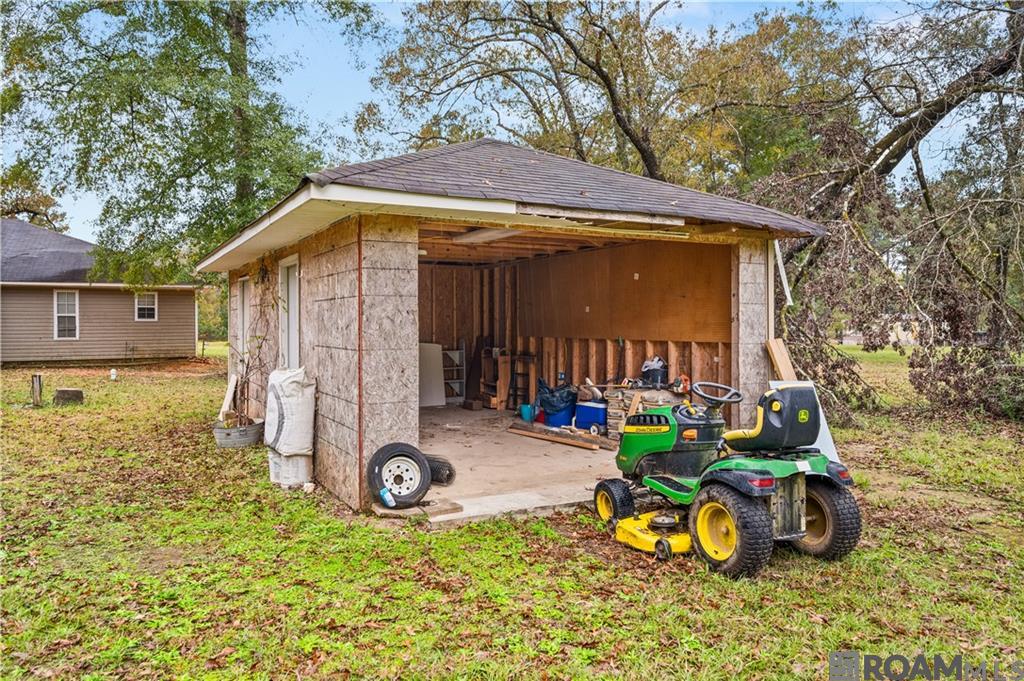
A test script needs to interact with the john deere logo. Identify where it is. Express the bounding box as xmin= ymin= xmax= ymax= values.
xmin=798 ymin=409 xmax=810 ymax=423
